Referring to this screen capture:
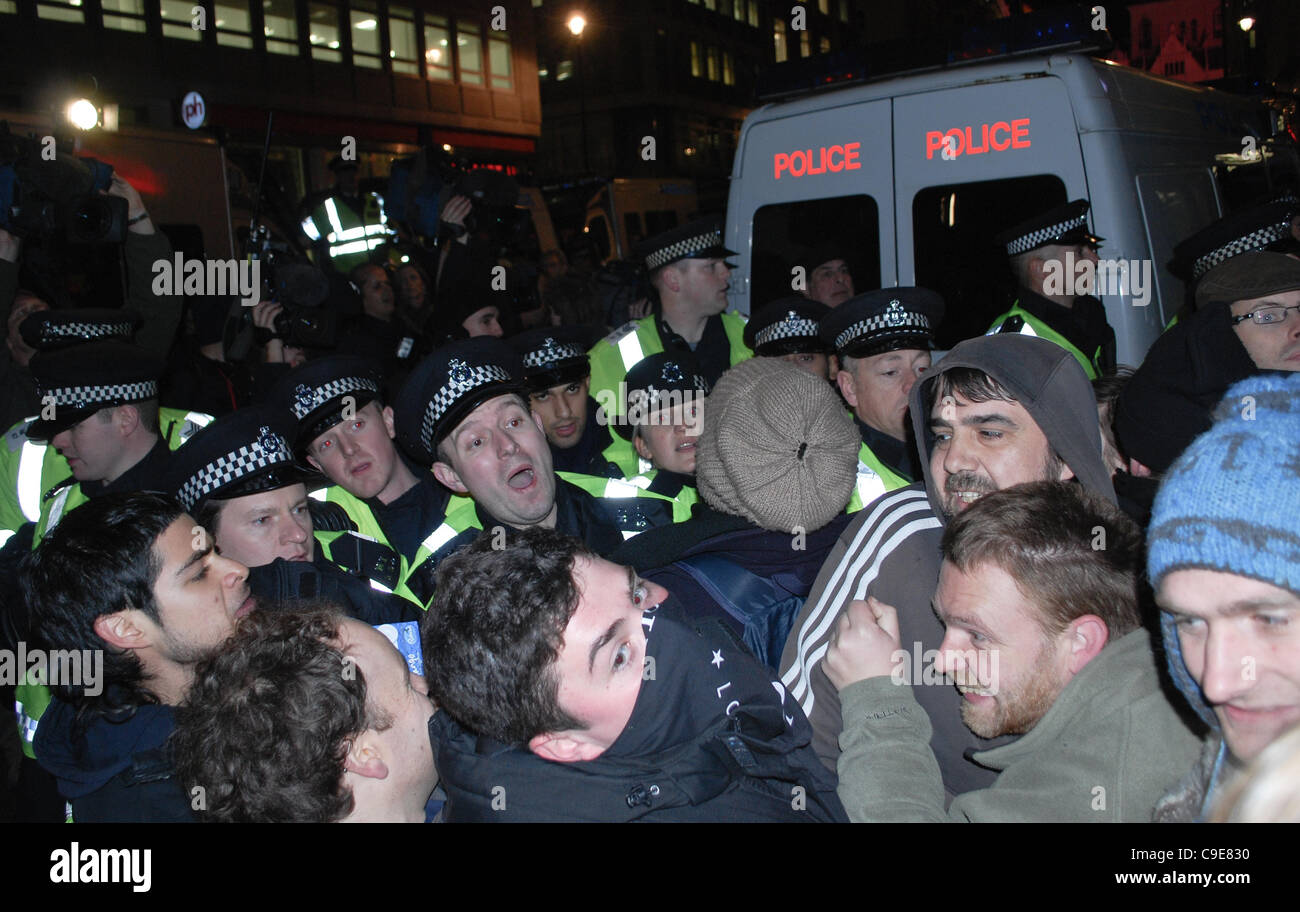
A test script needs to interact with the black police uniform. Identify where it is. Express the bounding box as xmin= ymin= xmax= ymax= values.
xmin=166 ymin=405 xmax=416 ymax=625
